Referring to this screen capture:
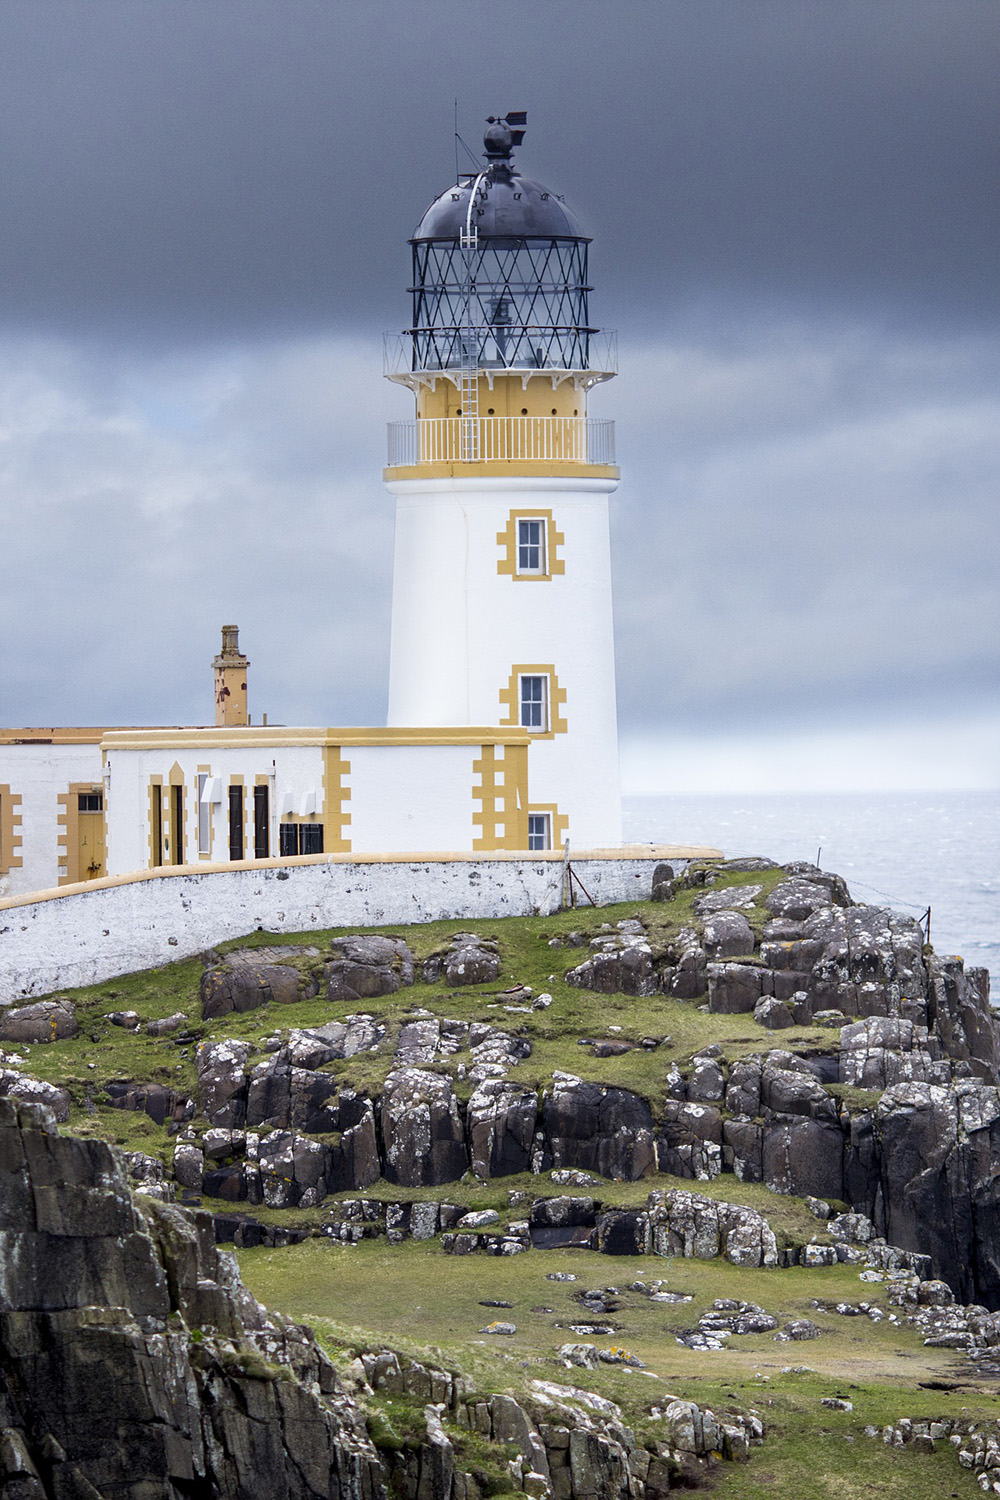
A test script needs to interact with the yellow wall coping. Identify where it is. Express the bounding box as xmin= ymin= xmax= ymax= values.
xmin=0 ymin=845 xmax=724 ymax=910
xmin=102 ymin=726 xmax=533 ymax=751
xmin=383 ymin=463 xmax=620 ymax=483
xmin=0 ymin=728 xmax=121 ymax=745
